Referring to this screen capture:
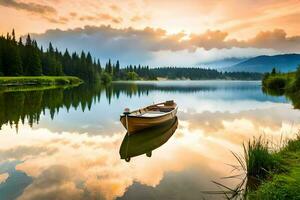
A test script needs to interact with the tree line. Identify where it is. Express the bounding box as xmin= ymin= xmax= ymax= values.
xmin=149 ymin=67 xmax=262 ymax=80
xmin=0 ymin=30 xmax=262 ymax=82
xmin=107 ymin=66 xmax=262 ymax=80
xmin=0 ymin=30 xmax=111 ymax=82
